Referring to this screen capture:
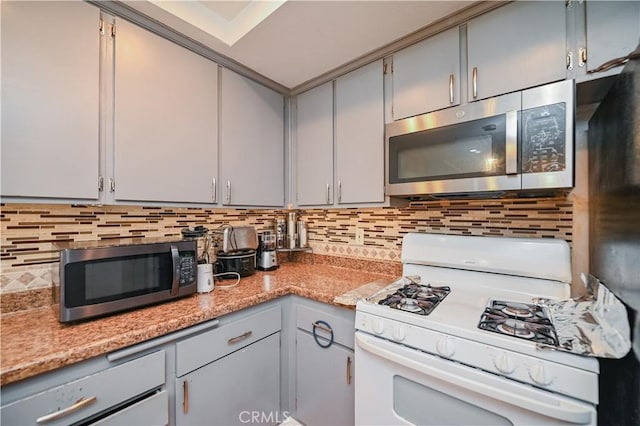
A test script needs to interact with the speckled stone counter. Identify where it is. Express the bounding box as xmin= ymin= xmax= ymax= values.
xmin=0 ymin=262 xmax=396 ymax=386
